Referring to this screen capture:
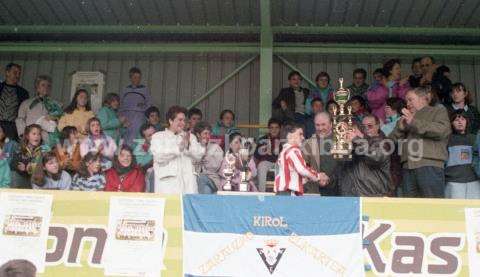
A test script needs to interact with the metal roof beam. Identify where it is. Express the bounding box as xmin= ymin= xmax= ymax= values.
xmin=0 ymin=42 xmax=259 ymax=53
xmin=272 ymin=25 xmax=480 ymax=37
xmin=0 ymin=25 xmax=260 ymax=34
xmin=2 ymin=42 xmax=480 ymax=56
xmin=274 ymin=43 xmax=480 ymax=56
xmin=2 ymin=25 xmax=480 ymax=37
